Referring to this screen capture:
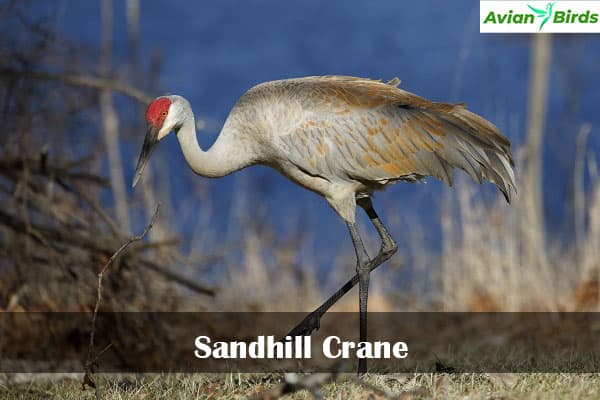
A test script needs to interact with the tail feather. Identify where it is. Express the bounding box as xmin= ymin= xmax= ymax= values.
xmin=435 ymin=106 xmax=517 ymax=202
xmin=432 ymin=153 xmax=454 ymax=186
xmin=484 ymin=151 xmax=512 ymax=202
